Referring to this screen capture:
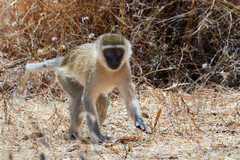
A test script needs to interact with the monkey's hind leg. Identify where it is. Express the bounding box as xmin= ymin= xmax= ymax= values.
xmin=68 ymin=94 xmax=88 ymax=142
xmin=57 ymin=73 xmax=88 ymax=142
